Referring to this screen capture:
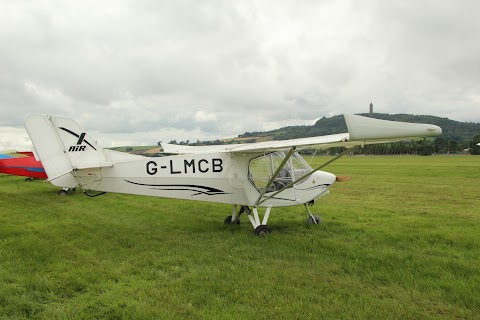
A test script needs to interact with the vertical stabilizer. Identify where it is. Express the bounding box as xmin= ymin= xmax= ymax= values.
xmin=24 ymin=114 xmax=107 ymax=188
